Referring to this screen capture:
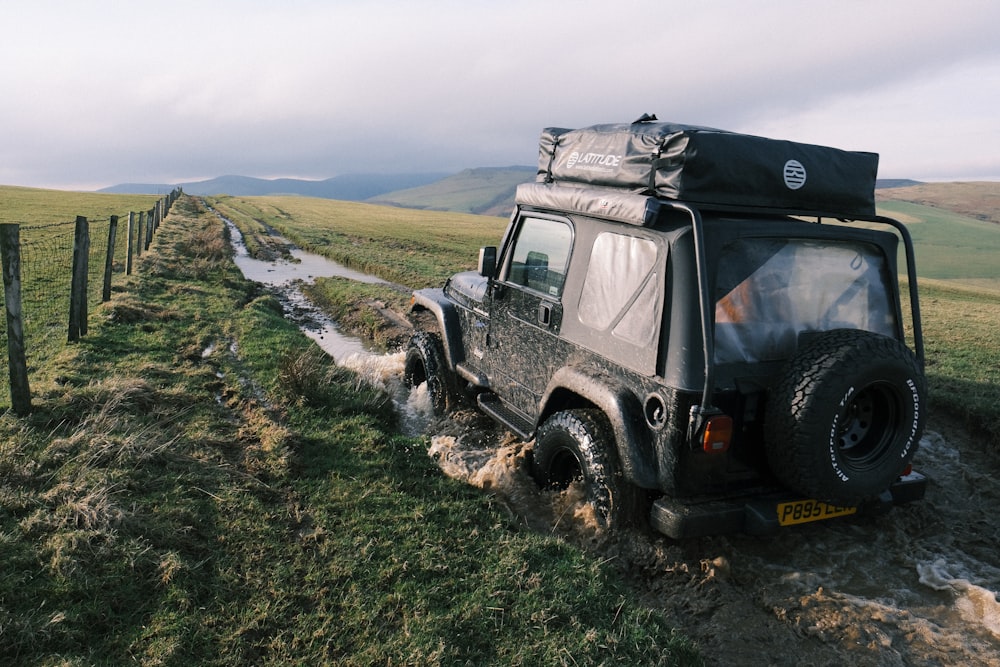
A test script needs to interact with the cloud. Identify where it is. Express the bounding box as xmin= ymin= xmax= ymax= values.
xmin=2 ymin=0 xmax=999 ymax=188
